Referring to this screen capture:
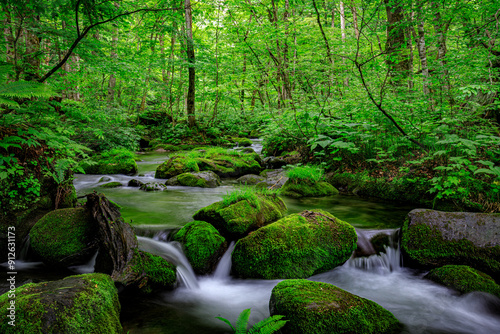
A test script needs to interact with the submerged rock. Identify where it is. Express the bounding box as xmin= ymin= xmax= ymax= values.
xmin=401 ymin=209 xmax=500 ymax=279
xmin=193 ymin=194 xmax=287 ymax=240
xmin=100 ymin=181 xmax=123 ymax=188
xmin=30 ymin=208 xmax=97 ymax=267
xmin=128 ymin=179 xmax=144 ymax=187
xmin=0 ymin=273 xmax=122 ymax=334
xmin=231 ymin=210 xmax=357 ymax=279
xmin=425 ymin=265 xmax=500 ymax=298
xmin=237 ymin=174 xmax=265 ymax=185
xmin=280 ymin=179 xmax=339 ymax=198
xmin=167 ymin=171 xmax=221 ymax=188
xmin=269 ymin=279 xmax=401 ymax=334
xmin=172 ymin=221 xmax=227 ymax=275
xmin=139 ymin=182 xmax=166 ymax=191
